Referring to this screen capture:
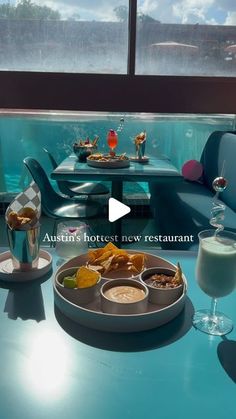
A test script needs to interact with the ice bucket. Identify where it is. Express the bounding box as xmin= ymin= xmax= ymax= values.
xmin=7 ymin=226 xmax=40 ymax=271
